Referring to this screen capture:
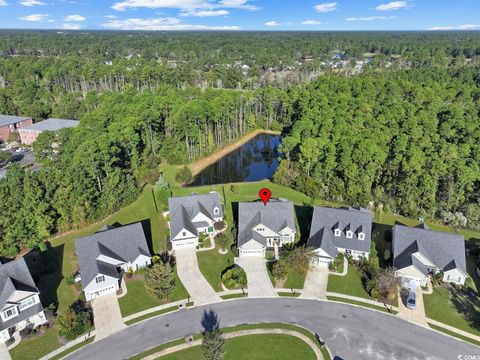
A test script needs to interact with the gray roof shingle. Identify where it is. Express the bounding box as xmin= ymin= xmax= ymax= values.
xmin=0 ymin=258 xmax=40 ymax=330
xmin=307 ymin=206 xmax=372 ymax=256
xmin=21 ymin=118 xmax=79 ymax=132
xmin=75 ymin=222 xmax=151 ymax=289
xmin=0 ymin=115 xmax=31 ymax=128
xmin=237 ymin=199 xmax=296 ymax=248
xmin=168 ymin=192 xmax=223 ymax=240
xmin=392 ymin=224 xmax=466 ymax=275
